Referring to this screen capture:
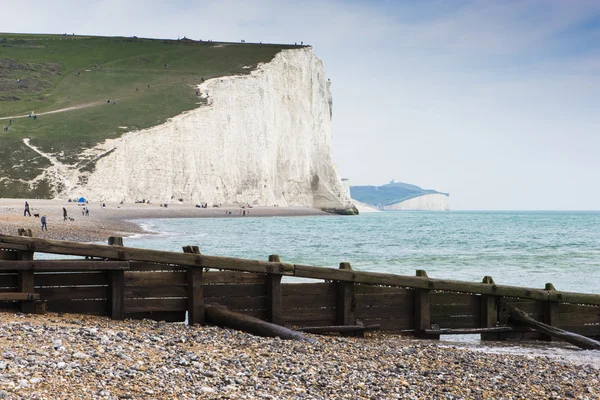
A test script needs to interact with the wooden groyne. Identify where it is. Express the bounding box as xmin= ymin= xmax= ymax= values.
xmin=0 ymin=234 xmax=599 ymax=343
